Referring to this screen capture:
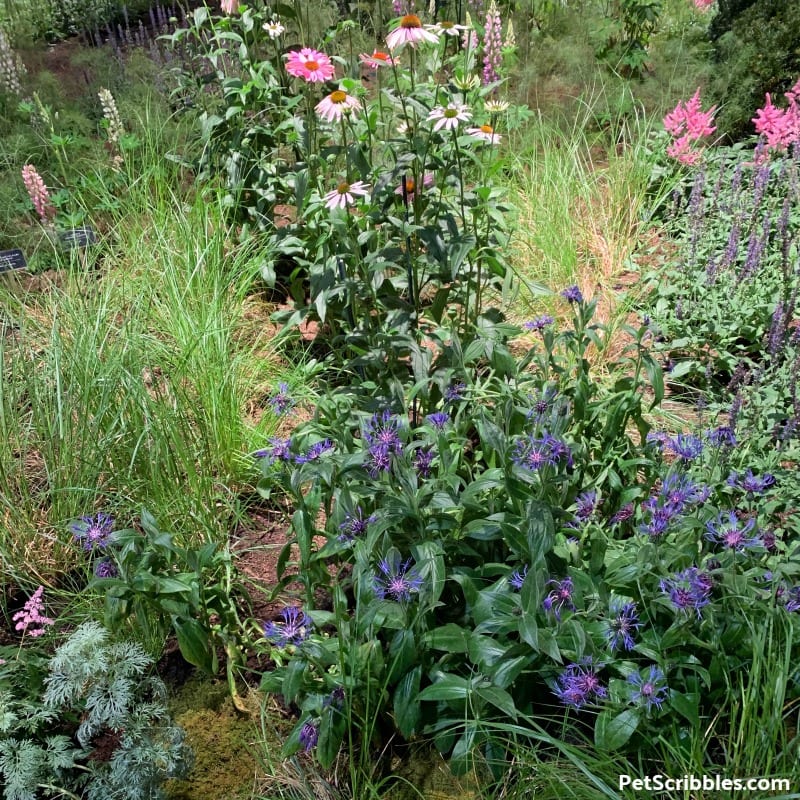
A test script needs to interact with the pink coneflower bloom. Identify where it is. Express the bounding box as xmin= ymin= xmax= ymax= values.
xmin=324 ymin=180 xmax=370 ymax=210
xmin=386 ymin=14 xmax=440 ymax=51
xmin=467 ymin=123 xmax=501 ymax=144
xmin=359 ymin=50 xmax=397 ymax=68
xmin=394 ymin=172 xmax=434 ymax=200
xmin=316 ymin=90 xmax=361 ymax=123
xmin=427 ymin=103 xmax=471 ymax=131
xmin=285 ymin=48 xmax=335 ymax=82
